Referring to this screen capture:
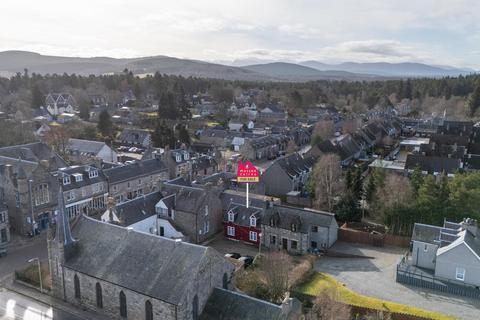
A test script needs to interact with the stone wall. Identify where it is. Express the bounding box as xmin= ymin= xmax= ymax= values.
xmin=63 ymin=267 xmax=177 ymax=320
xmin=261 ymin=225 xmax=308 ymax=254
